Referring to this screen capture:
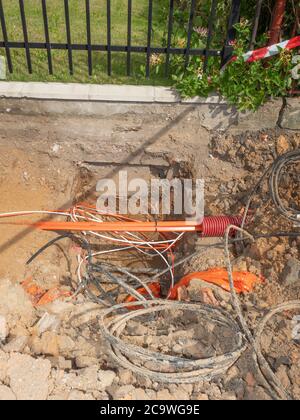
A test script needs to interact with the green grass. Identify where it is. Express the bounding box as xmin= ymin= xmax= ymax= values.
xmin=0 ymin=0 xmax=172 ymax=85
